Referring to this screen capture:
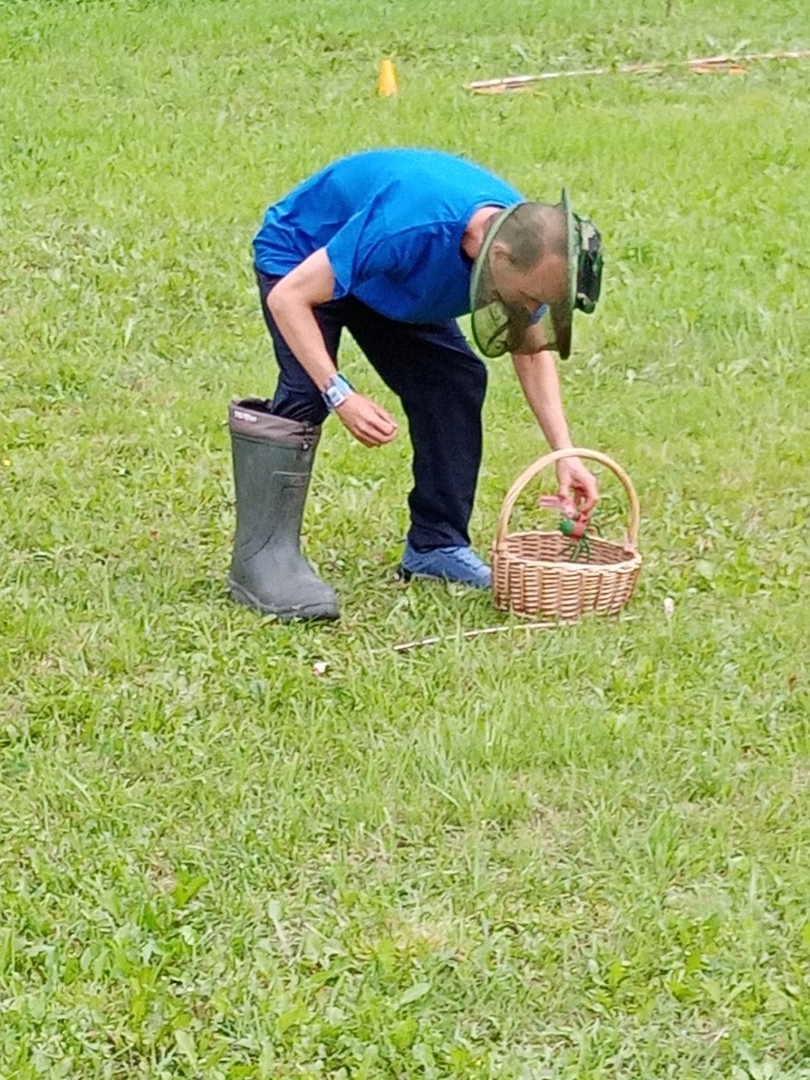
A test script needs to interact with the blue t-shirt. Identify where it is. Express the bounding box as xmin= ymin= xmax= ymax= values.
xmin=252 ymin=149 xmax=522 ymax=324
